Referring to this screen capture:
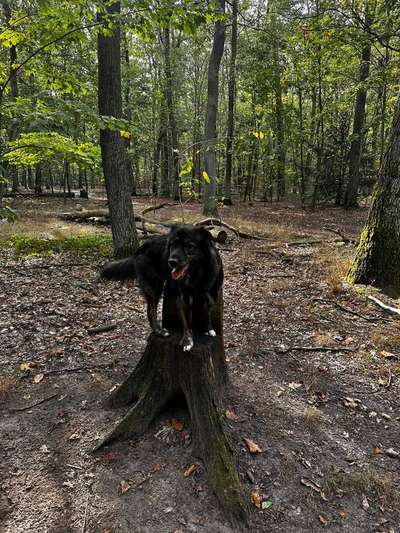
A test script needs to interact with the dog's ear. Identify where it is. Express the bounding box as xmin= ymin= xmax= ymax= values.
xmin=199 ymin=226 xmax=213 ymax=241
